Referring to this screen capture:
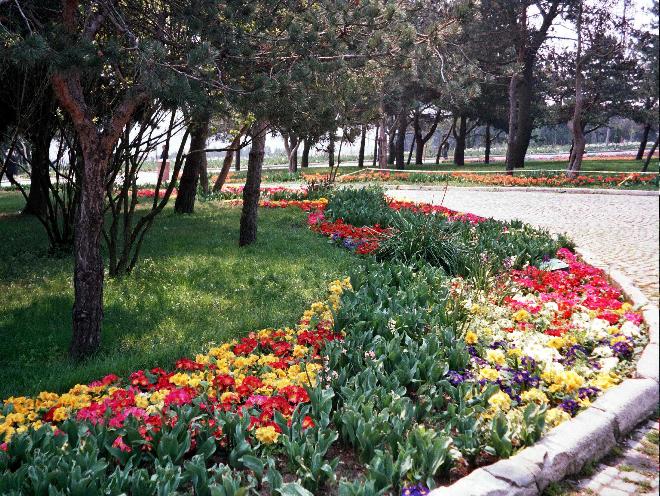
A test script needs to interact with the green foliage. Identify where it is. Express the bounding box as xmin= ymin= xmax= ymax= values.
xmin=324 ymin=187 xmax=392 ymax=227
